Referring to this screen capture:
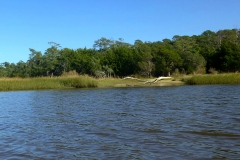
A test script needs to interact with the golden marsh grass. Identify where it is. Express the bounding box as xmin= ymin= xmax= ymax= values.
xmin=185 ymin=73 xmax=240 ymax=85
xmin=0 ymin=76 xmax=97 ymax=91
xmin=1 ymin=73 xmax=239 ymax=91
